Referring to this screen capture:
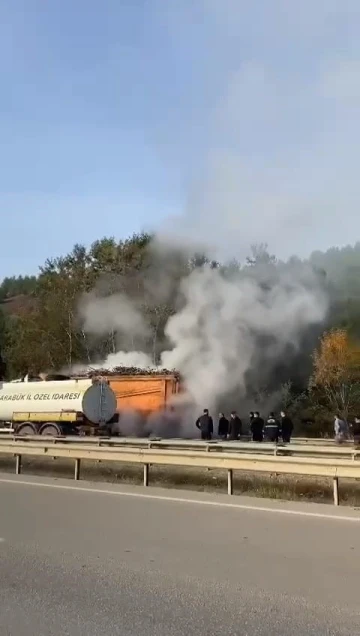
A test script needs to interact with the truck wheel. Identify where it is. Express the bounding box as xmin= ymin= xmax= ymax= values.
xmin=39 ymin=423 xmax=62 ymax=436
xmin=15 ymin=422 xmax=37 ymax=436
